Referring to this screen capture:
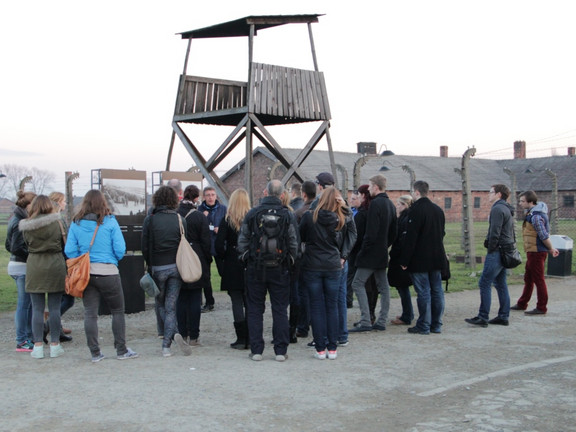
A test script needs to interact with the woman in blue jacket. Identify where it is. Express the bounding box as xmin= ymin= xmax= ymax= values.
xmin=65 ymin=190 xmax=138 ymax=362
